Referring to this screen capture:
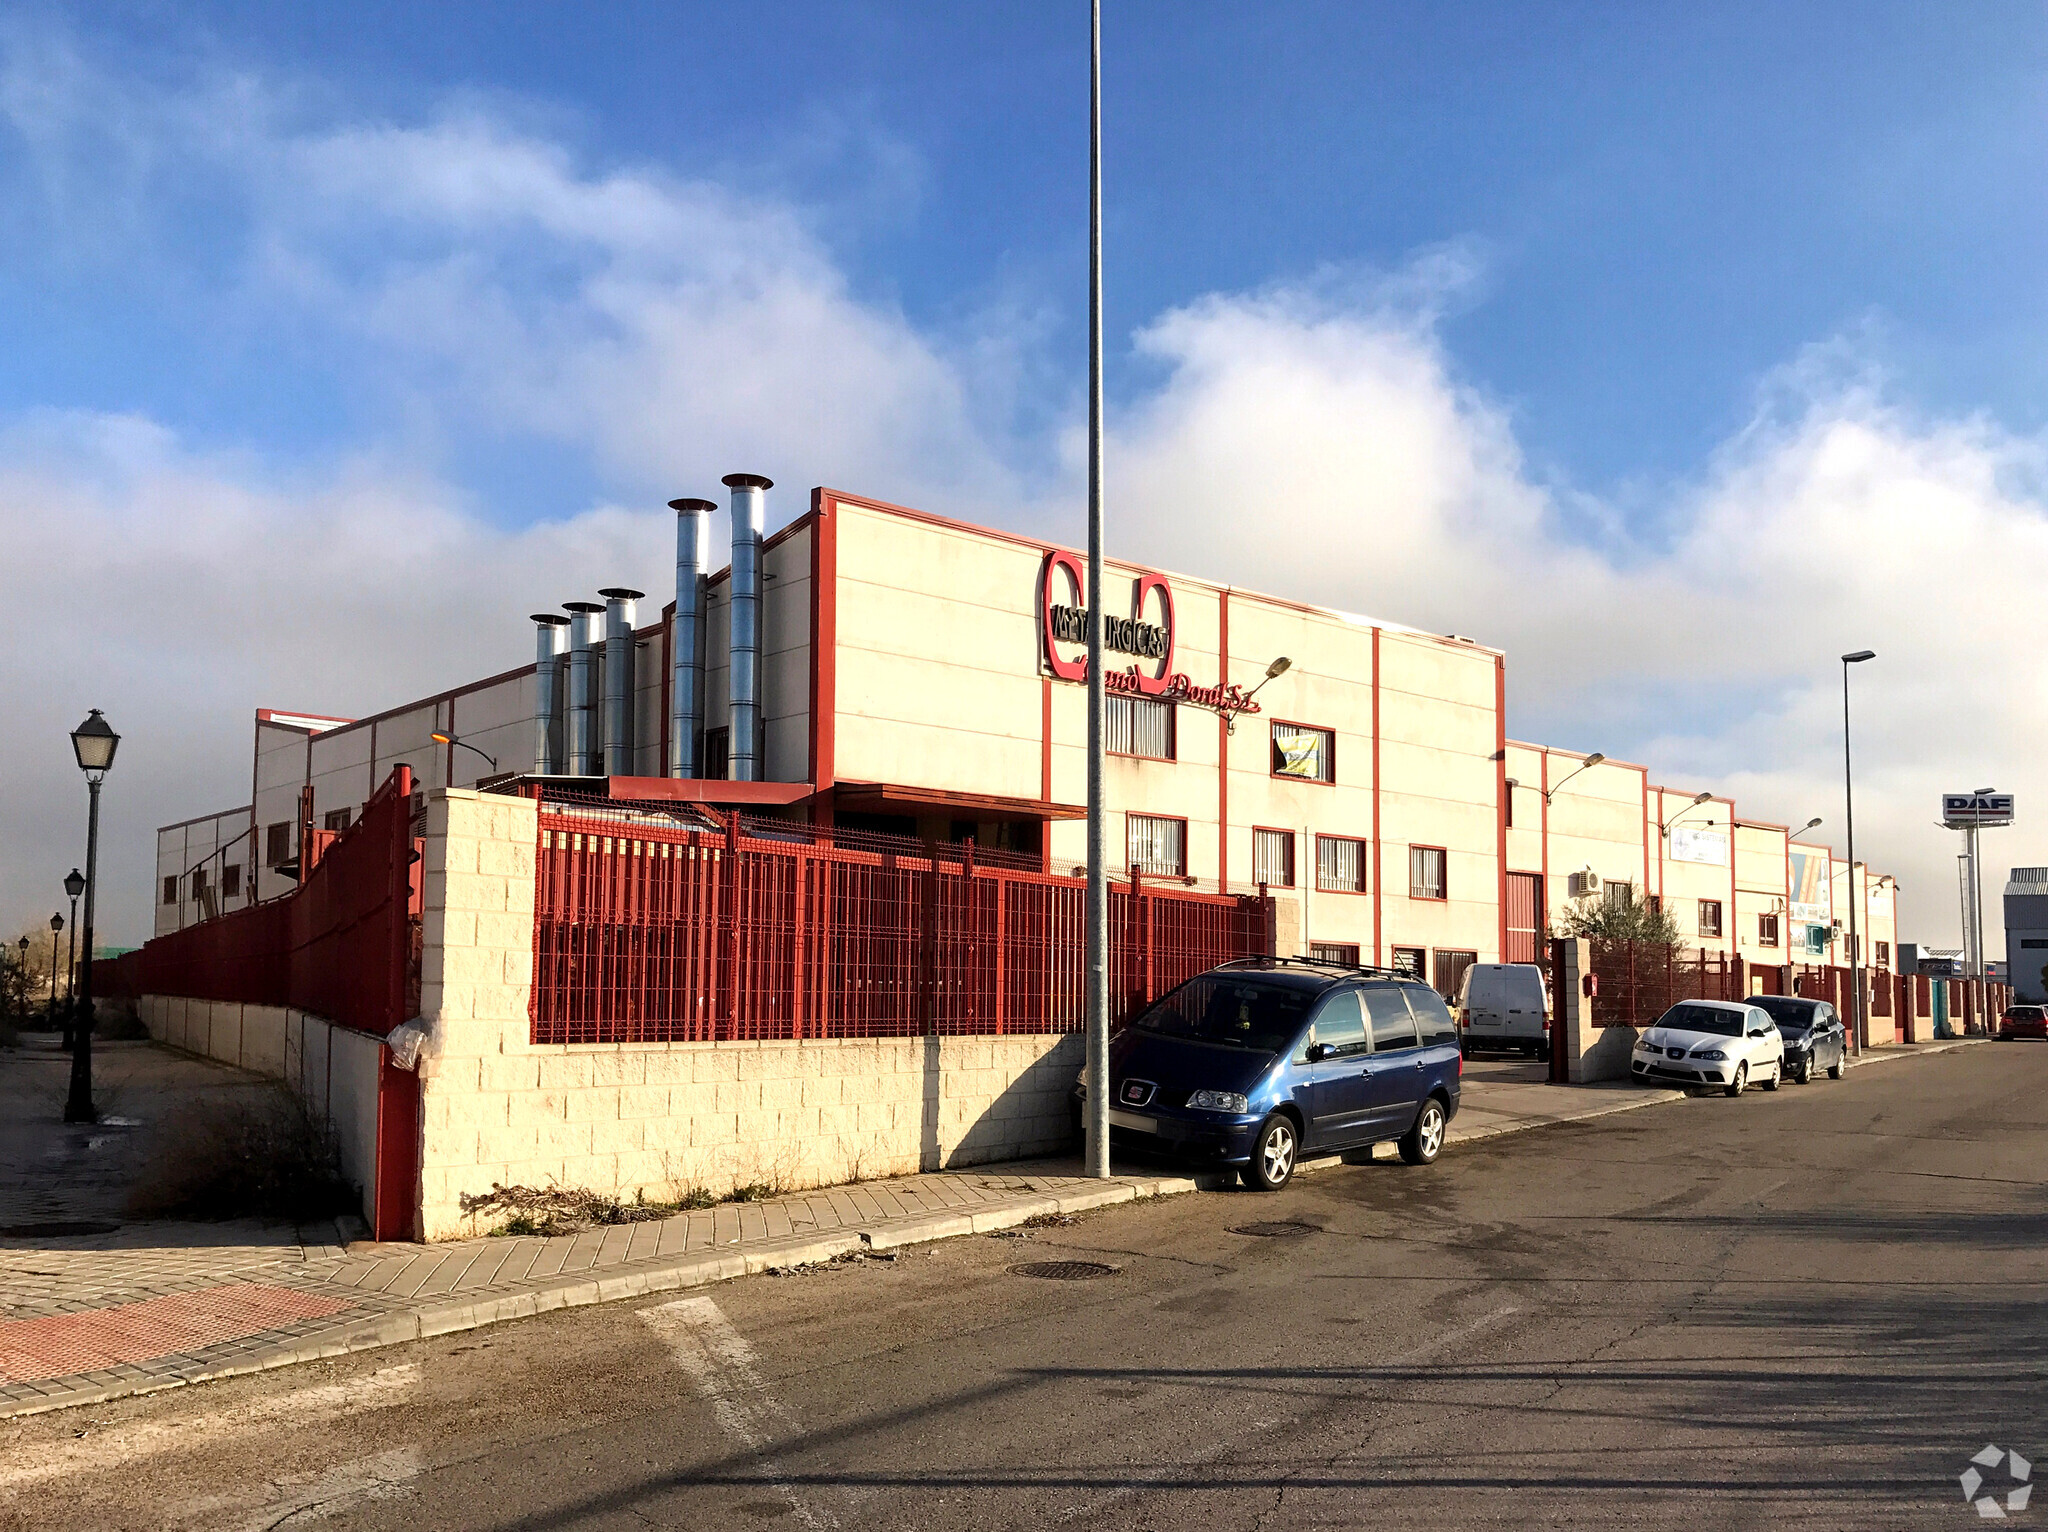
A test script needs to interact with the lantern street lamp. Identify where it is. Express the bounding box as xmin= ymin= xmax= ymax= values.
xmin=47 ymin=912 xmax=62 ymax=1020
xmin=66 ymin=709 xmax=119 ymax=1124
xmin=61 ymin=867 xmax=84 ymax=1050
